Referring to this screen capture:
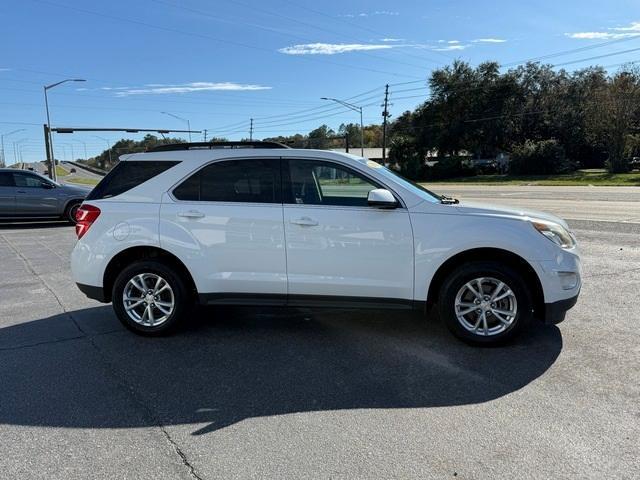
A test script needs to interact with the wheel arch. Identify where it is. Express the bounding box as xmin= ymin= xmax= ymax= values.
xmin=426 ymin=247 xmax=544 ymax=318
xmin=103 ymin=246 xmax=197 ymax=303
xmin=63 ymin=197 xmax=85 ymax=213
